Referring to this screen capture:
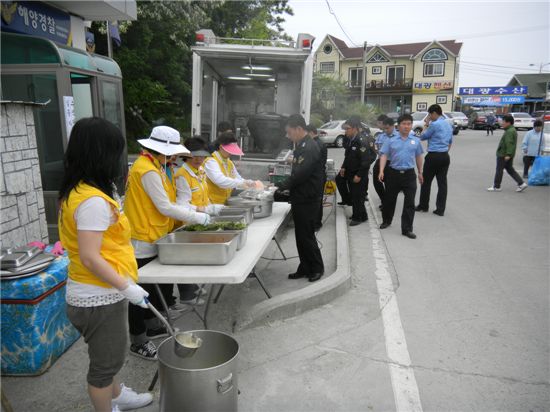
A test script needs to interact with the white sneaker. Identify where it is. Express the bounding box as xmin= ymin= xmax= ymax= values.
xmin=180 ymin=297 xmax=205 ymax=306
xmin=112 ymin=405 xmax=121 ymax=412
xmin=112 ymin=384 xmax=153 ymax=411
xmin=169 ymin=302 xmax=192 ymax=313
xmin=195 ymin=286 xmax=208 ymax=296
xmin=487 ymin=186 xmax=502 ymax=192
xmin=516 ymin=182 xmax=528 ymax=192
